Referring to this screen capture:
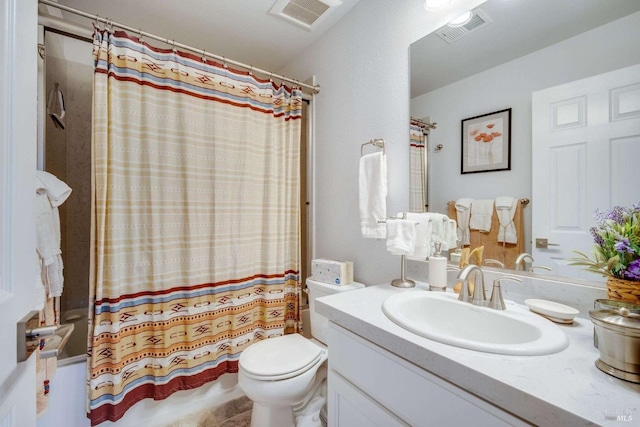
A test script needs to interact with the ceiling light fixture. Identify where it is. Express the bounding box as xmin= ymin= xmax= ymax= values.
xmin=447 ymin=10 xmax=473 ymax=27
xmin=423 ymin=0 xmax=451 ymax=11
